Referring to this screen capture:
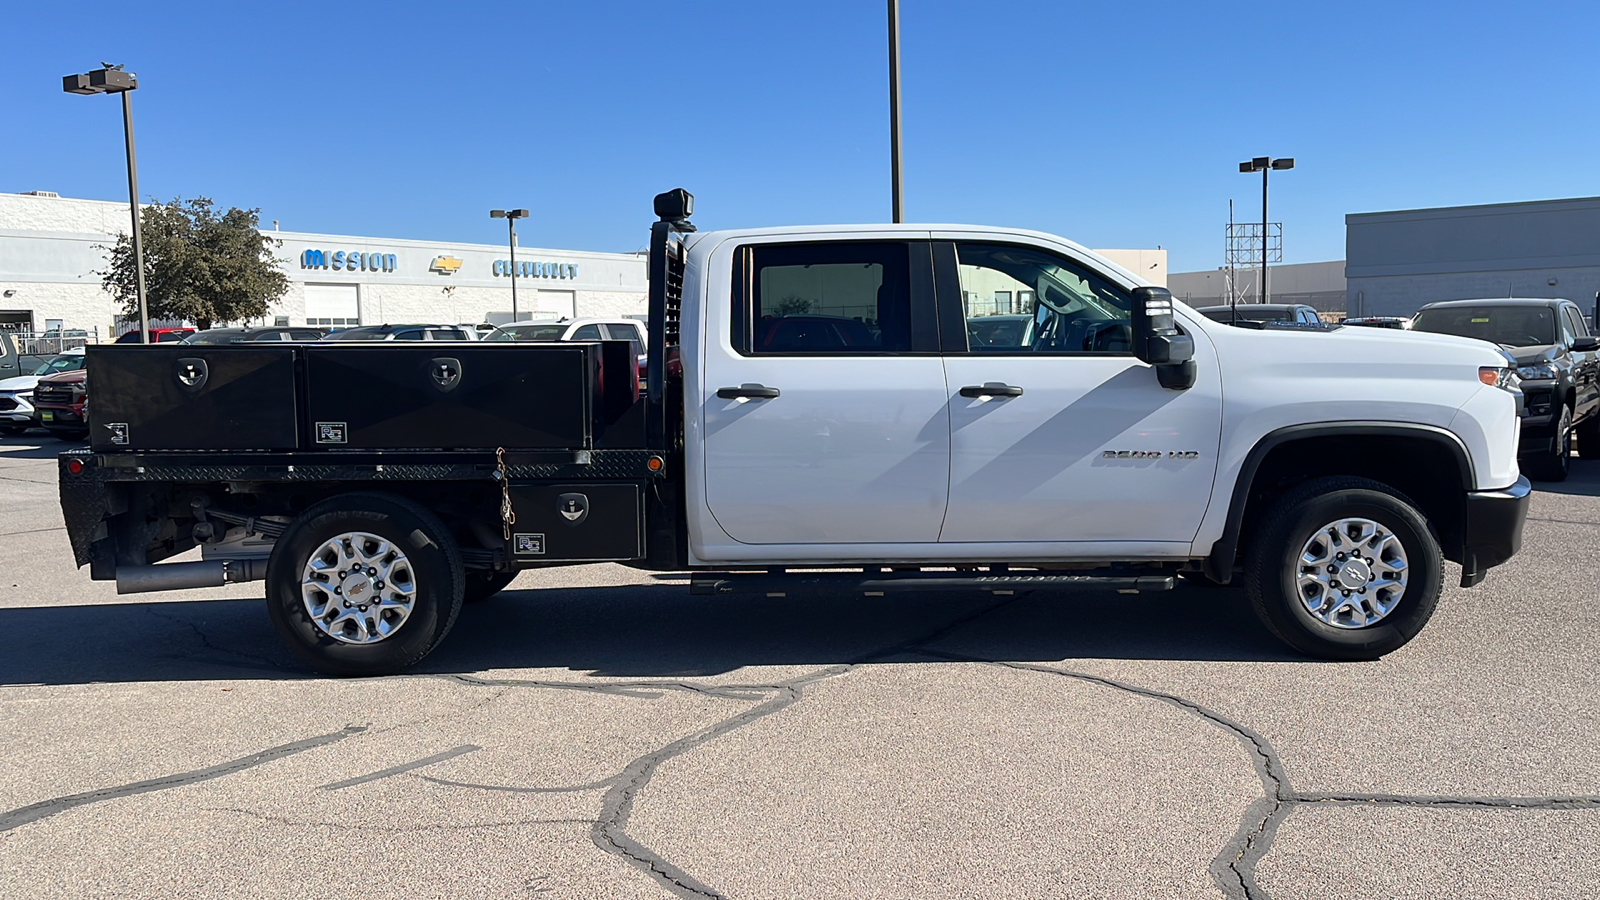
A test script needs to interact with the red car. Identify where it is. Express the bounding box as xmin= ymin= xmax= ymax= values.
xmin=116 ymin=327 xmax=195 ymax=343
xmin=33 ymin=368 xmax=88 ymax=440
